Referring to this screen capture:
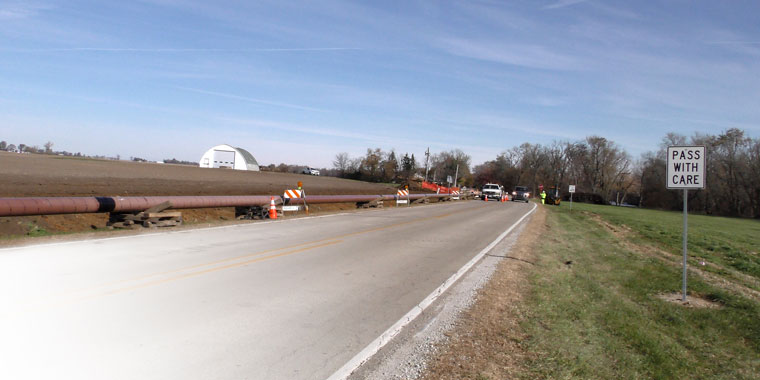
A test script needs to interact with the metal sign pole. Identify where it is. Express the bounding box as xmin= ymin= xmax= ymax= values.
xmin=453 ymin=164 xmax=459 ymax=190
xmin=424 ymin=147 xmax=430 ymax=182
xmin=682 ymin=188 xmax=688 ymax=302
xmin=302 ymin=189 xmax=309 ymax=215
xmin=666 ymin=145 xmax=705 ymax=303
xmin=568 ymin=185 xmax=575 ymax=211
